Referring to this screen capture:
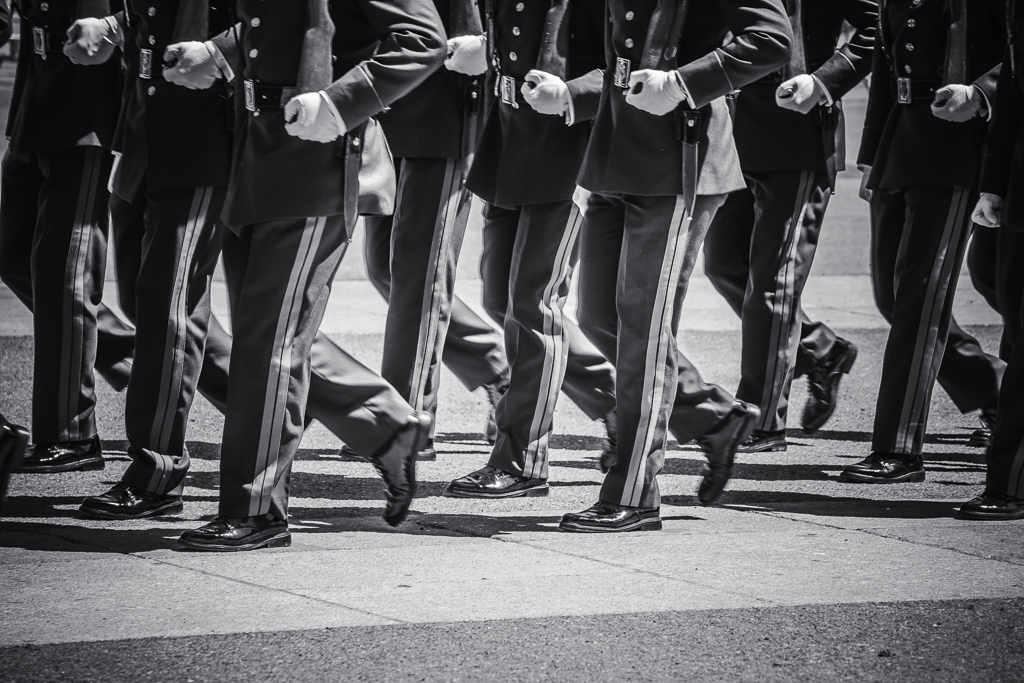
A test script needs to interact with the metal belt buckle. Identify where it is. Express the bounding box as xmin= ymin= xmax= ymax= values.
xmin=139 ymin=48 xmax=152 ymax=79
xmin=244 ymin=79 xmax=257 ymax=113
xmin=32 ymin=27 xmax=46 ymax=59
xmin=897 ymin=77 xmax=911 ymax=104
xmin=499 ymin=75 xmax=518 ymax=108
xmin=614 ymin=57 xmax=631 ymax=89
